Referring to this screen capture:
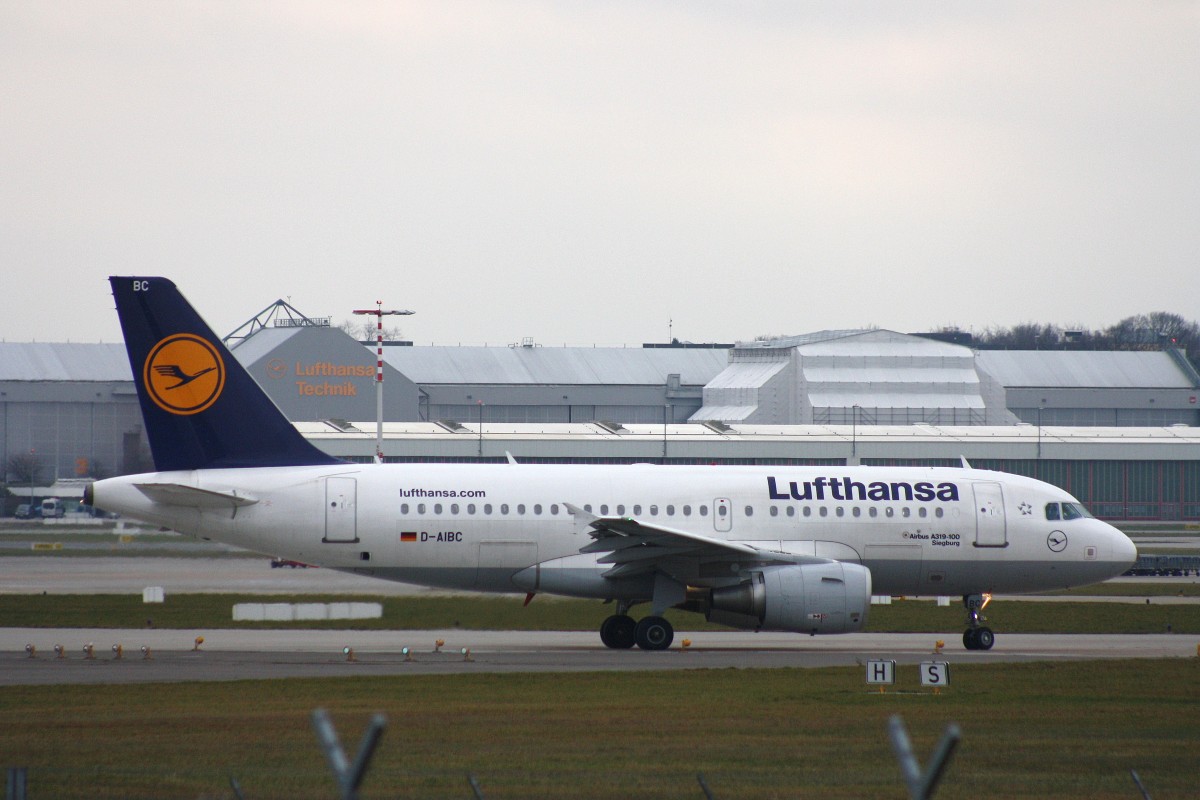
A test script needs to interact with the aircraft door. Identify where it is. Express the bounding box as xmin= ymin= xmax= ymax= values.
xmin=714 ymin=498 xmax=732 ymax=533
xmin=323 ymin=477 xmax=358 ymax=543
xmin=972 ymin=482 xmax=1007 ymax=548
